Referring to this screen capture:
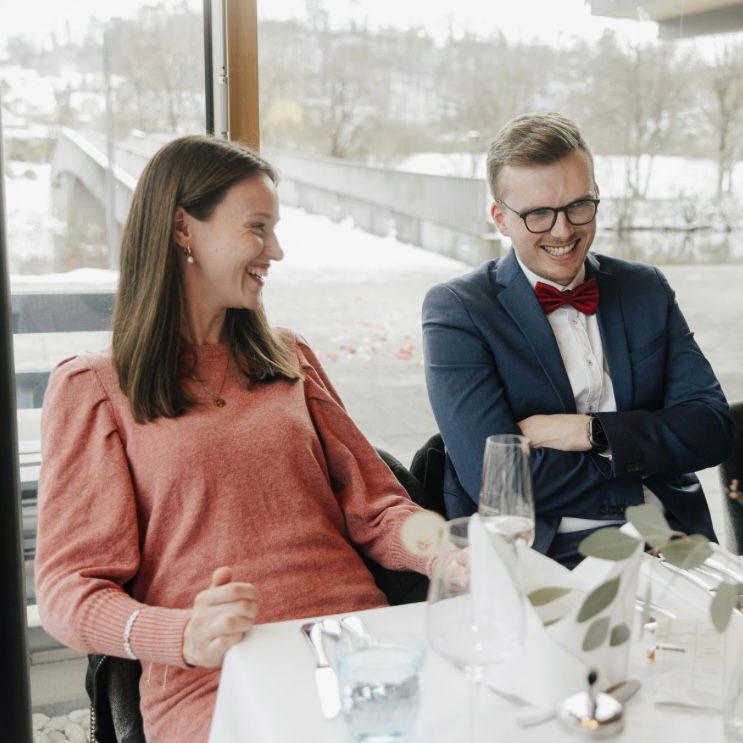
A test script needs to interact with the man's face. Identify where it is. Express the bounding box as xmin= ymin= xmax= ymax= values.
xmin=491 ymin=151 xmax=598 ymax=286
